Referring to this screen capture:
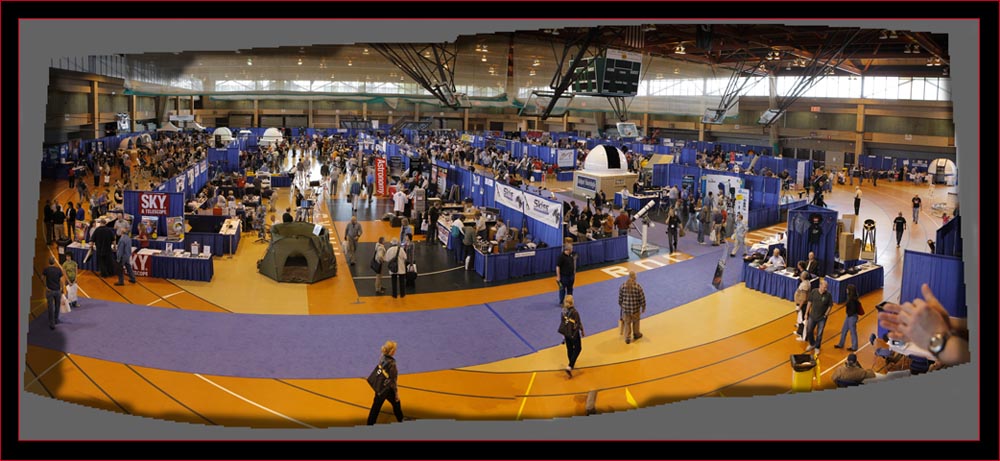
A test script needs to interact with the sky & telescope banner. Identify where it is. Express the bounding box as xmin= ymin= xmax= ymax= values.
xmin=494 ymin=183 xmax=562 ymax=229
